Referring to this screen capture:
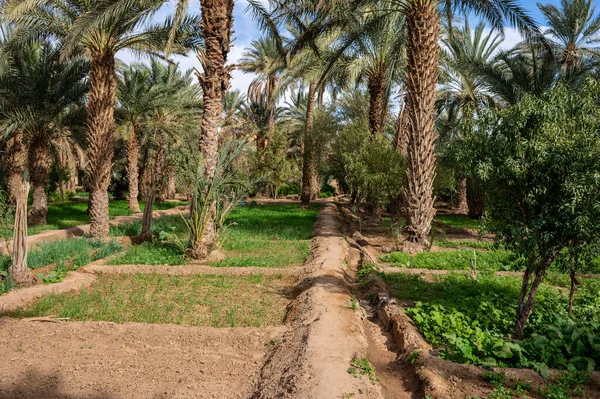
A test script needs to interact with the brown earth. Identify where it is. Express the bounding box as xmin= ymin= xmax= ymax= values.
xmin=0 ymin=319 xmax=285 ymax=399
xmin=0 ymin=201 xmax=418 ymax=399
